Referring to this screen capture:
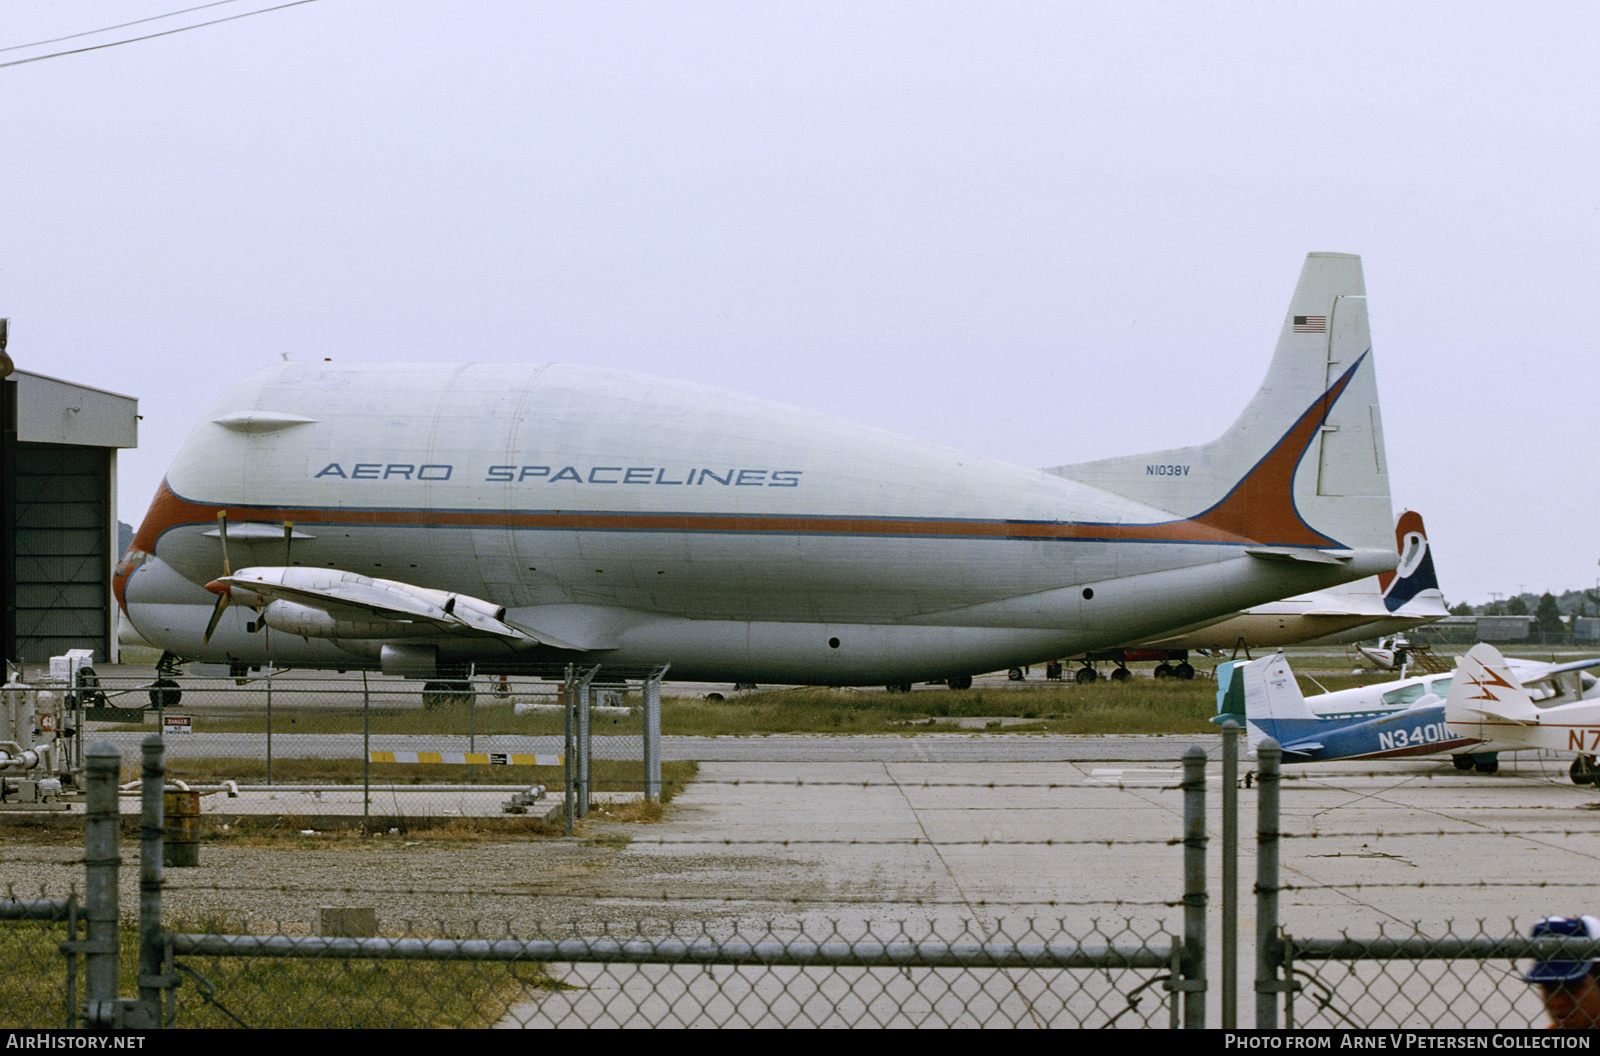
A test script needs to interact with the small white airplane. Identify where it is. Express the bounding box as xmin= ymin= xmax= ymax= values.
xmin=1353 ymin=635 xmax=1418 ymax=672
xmin=1445 ymin=643 xmax=1600 ymax=784
xmin=118 ymin=253 xmax=1398 ymax=697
